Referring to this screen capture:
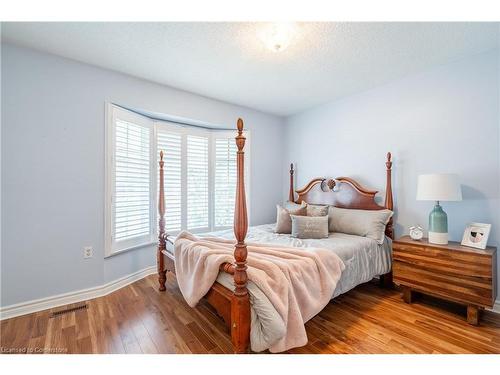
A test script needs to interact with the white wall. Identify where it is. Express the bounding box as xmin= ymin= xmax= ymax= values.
xmin=1 ymin=44 xmax=285 ymax=307
xmin=284 ymin=50 xmax=500 ymax=292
